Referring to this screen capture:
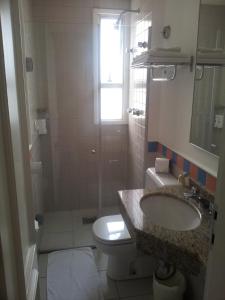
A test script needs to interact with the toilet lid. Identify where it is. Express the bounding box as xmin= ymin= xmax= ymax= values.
xmin=93 ymin=214 xmax=132 ymax=245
